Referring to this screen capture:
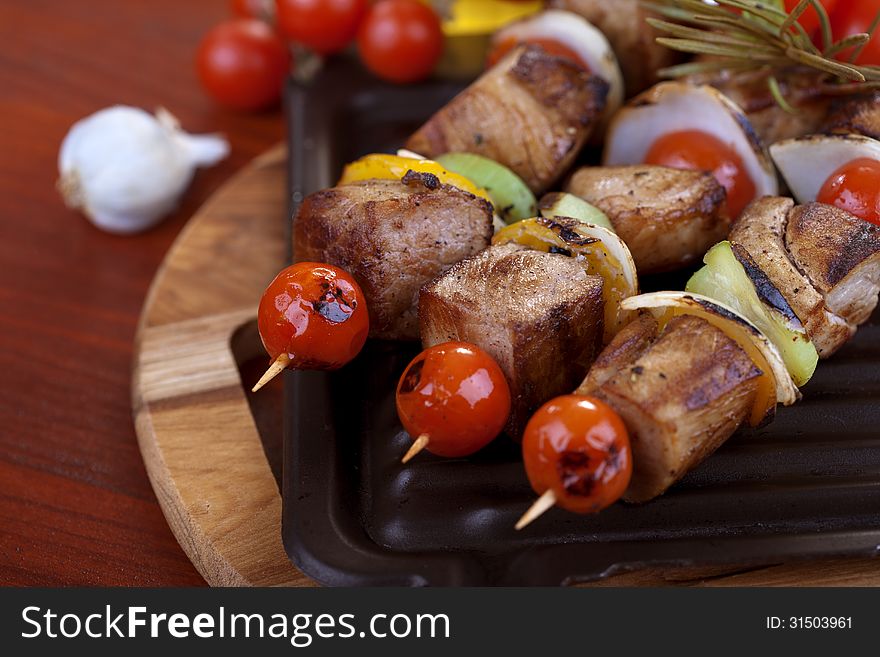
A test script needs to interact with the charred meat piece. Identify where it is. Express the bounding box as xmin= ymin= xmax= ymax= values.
xmin=565 ymin=165 xmax=729 ymax=274
xmin=822 ymin=91 xmax=880 ymax=141
xmin=729 ymin=197 xmax=855 ymax=357
xmin=548 ymin=0 xmax=683 ymax=96
xmin=420 ymin=243 xmax=604 ymax=438
xmin=686 ymin=68 xmax=830 ymax=144
xmin=577 ymin=312 xmax=659 ymax=394
xmin=292 ymin=176 xmax=493 ymax=341
xmin=785 ymin=203 xmax=880 ymax=328
xmin=583 ymin=314 xmax=762 ymax=502
xmin=406 ymin=45 xmax=609 ymax=194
